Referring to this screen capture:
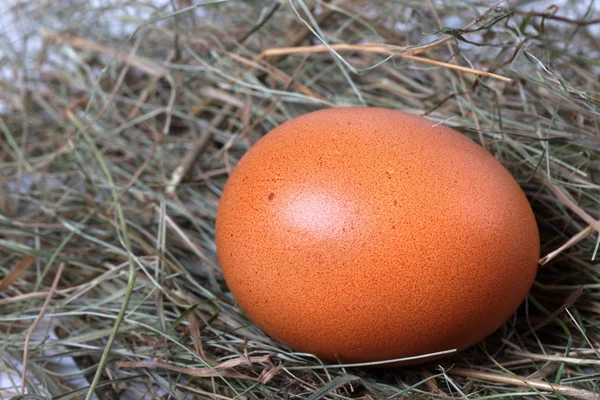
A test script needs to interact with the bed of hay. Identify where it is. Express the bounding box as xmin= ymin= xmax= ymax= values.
xmin=1 ymin=1 xmax=599 ymax=399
